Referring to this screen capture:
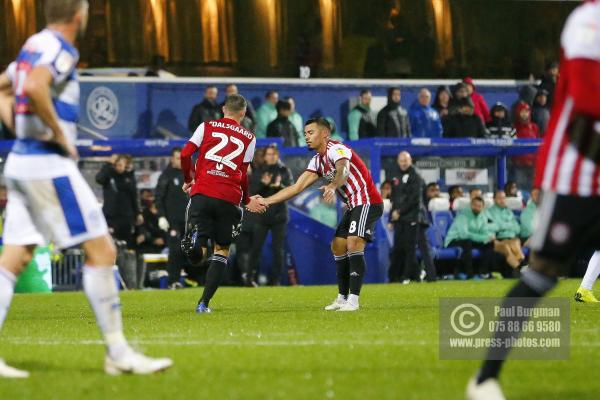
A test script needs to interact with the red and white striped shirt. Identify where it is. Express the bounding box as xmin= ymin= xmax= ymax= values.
xmin=535 ymin=0 xmax=600 ymax=196
xmin=306 ymin=140 xmax=383 ymax=208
